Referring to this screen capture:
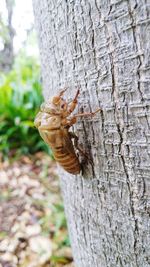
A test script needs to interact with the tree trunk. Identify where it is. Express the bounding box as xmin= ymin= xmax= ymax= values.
xmin=0 ymin=0 xmax=15 ymax=72
xmin=32 ymin=0 xmax=150 ymax=266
